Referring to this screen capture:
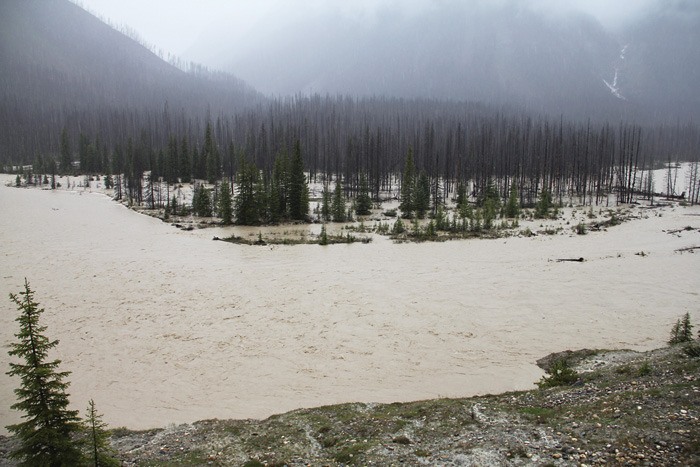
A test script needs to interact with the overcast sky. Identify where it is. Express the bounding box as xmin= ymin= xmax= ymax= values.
xmin=77 ymin=0 xmax=659 ymax=68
